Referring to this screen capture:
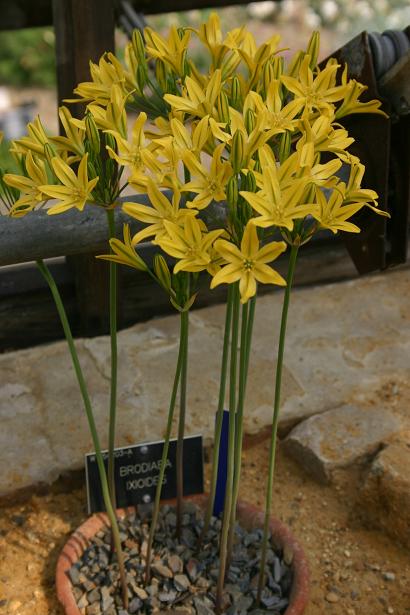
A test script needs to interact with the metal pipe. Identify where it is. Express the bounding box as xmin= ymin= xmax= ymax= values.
xmin=0 ymin=200 xmax=144 ymax=267
xmin=0 ymin=194 xmax=228 ymax=267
